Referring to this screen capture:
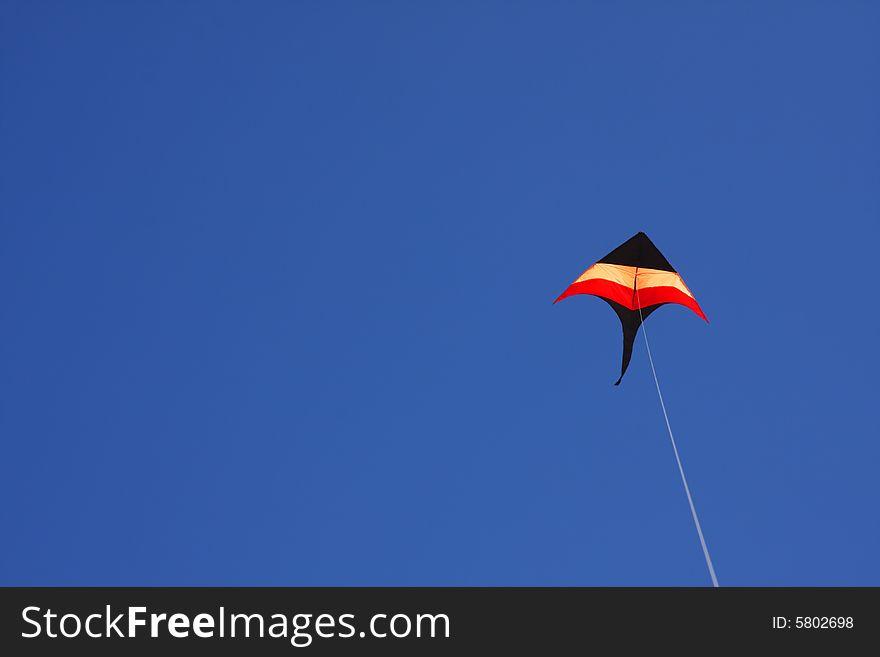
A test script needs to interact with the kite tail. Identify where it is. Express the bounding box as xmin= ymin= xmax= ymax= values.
xmin=614 ymin=322 xmax=639 ymax=386
xmin=605 ymin=300 xmax=660 ymax=385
